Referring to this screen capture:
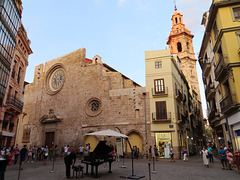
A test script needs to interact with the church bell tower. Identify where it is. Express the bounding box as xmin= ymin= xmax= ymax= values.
xmin=167 ymin=6 xmax=200 ymax=99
